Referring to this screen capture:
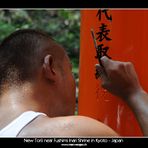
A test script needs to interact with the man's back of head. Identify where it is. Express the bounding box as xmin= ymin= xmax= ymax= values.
xmin=0 ymin=29 xmax=63 ymax=88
